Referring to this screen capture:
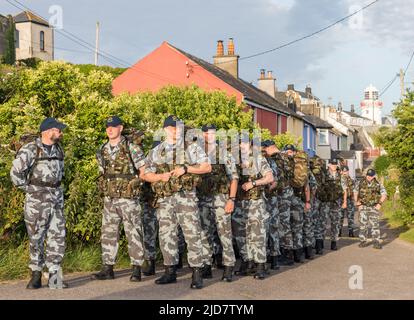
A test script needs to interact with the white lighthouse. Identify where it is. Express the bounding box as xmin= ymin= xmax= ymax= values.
xmin=360 ymin=84 xmax=383 ymax=125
